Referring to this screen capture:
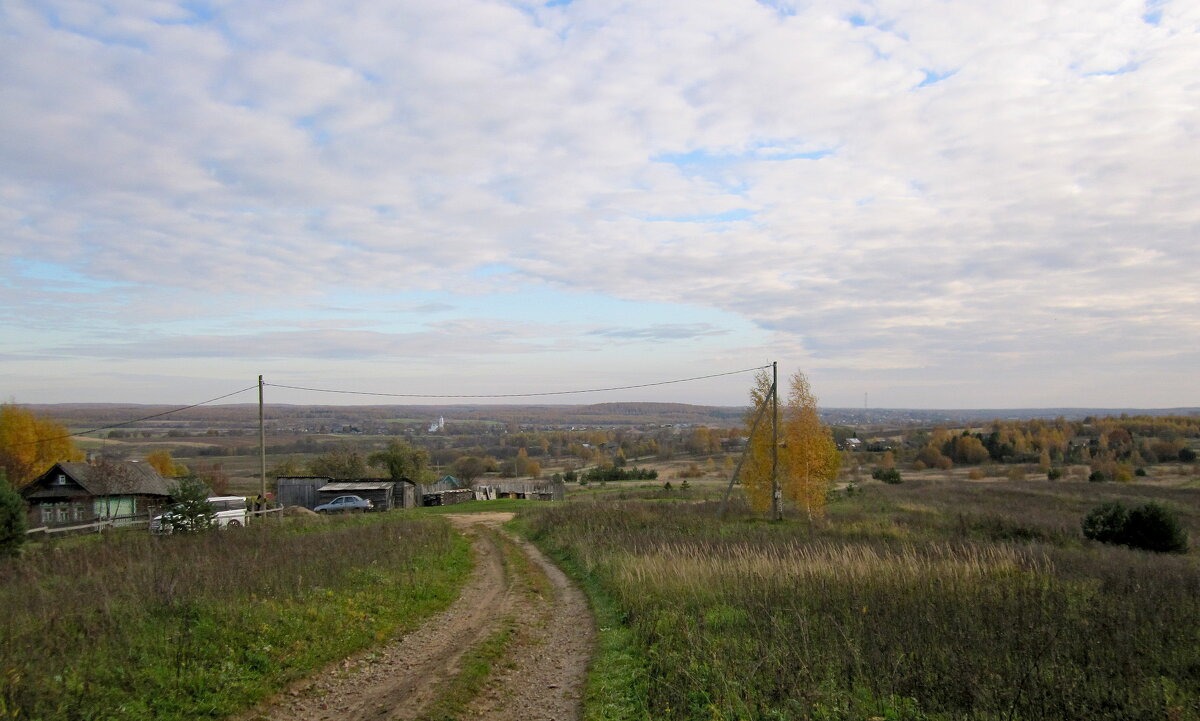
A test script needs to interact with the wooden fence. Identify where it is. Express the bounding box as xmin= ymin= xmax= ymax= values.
xmin=25 ymin=506 xmax=285 ymax=536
